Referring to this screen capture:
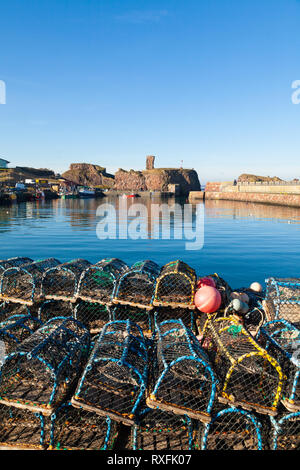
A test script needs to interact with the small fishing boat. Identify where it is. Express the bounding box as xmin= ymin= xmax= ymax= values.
xmin=78 ymin=187 xmax=96 ymax=198
xmin=122 ymin=193 xmax=139 ymax=198
xmin=35 ymin=190 xmax=45 ymax=200
xmin=60 ymin=191 xmax=79 ymax=199
xmin=8 ymin=192 xmax=17 ymax=202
